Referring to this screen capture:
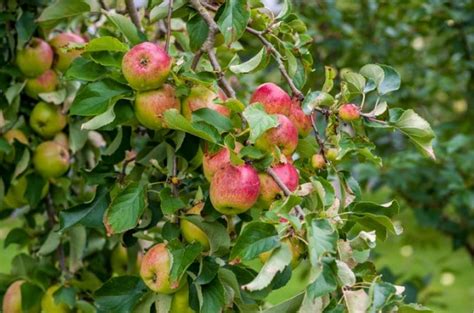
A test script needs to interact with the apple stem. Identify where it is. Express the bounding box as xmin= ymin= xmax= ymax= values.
xmin=165 ymin=0 xmax=174 ymax=53
xmin=266 ymin=168 xmax=305 ymax=220
xmin=125 ymin=0 xmax=142 ymax=32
